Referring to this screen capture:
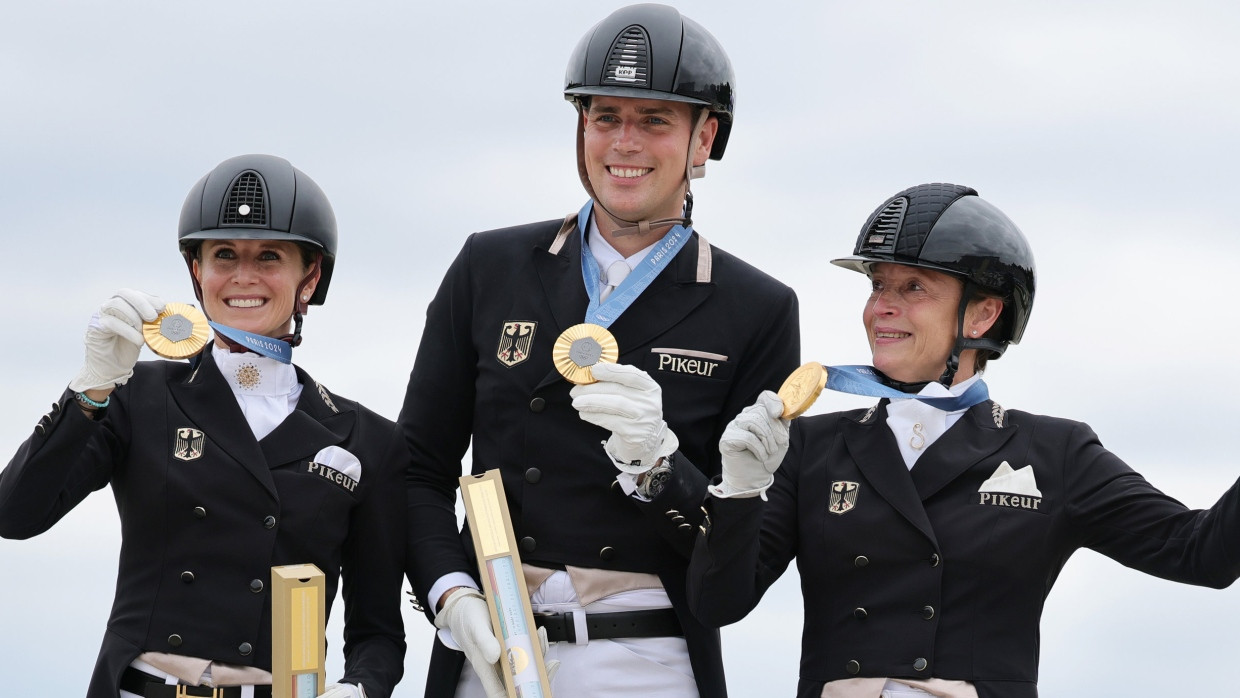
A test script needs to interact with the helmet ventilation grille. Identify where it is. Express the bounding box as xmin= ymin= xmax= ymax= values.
xmin=603 ymin=26 xmax=650 ymax=87
xmin=860 ymin=197 xmax=907 ymax=254
xmin=221 ymin=171 xmax=269 ymax=226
